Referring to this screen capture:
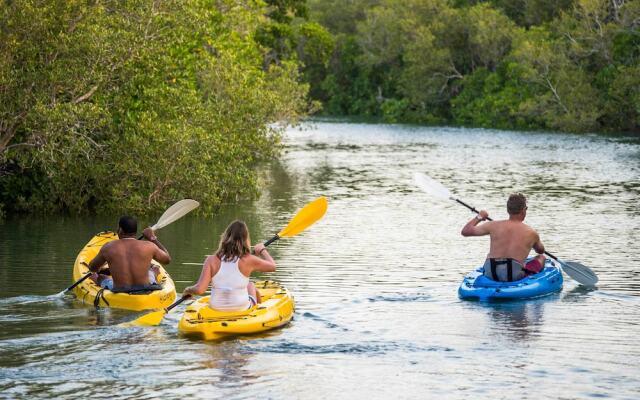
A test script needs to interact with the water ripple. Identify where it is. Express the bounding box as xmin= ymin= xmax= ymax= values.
xmin=1 ymin=122 xmax=639 ymax=399
xmin=249 ymin=339 xmax=454 ymax=355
